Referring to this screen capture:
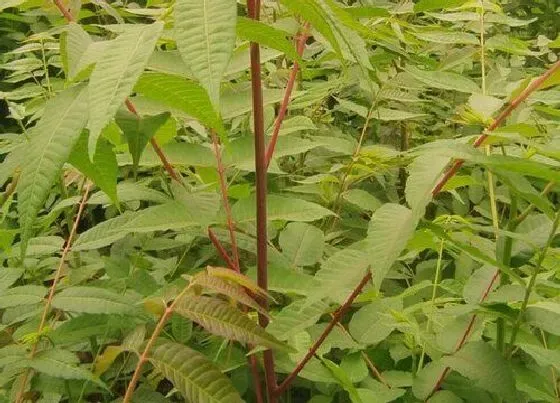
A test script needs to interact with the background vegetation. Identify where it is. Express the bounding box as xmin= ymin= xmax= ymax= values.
xmin=0 ymin=0 xmax=559 ymax=402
